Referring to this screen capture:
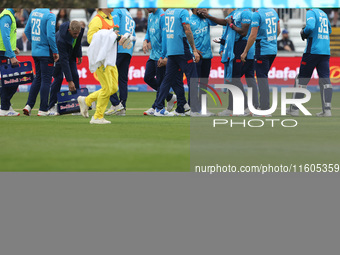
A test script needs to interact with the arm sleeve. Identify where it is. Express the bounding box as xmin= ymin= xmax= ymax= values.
xmin=180 ymin=9 xmax=190 ymax=25
xmin=76 ymin=28 xmax=84 ymax=58
xmin=58 ymin=40 xmax=73 ymax=82
xmin=46 ymin=14 xmax=58 ymax=54
xmin=87 ymin=16 xmax=102 ymax=44
xmin=241 ymin=11 xmax=252 ymax=25
xmin=304 ymin=10 xmax=316 ymax=35
xmin=0 ymin=15 xmax=16 ymax=58
xmin=160 ymin=14 xmax=167 ymax=58
xmin=251 ymin=12 xmax=260 ymax=28
xmin=144 ymin=17 xmax=150 ymax=42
